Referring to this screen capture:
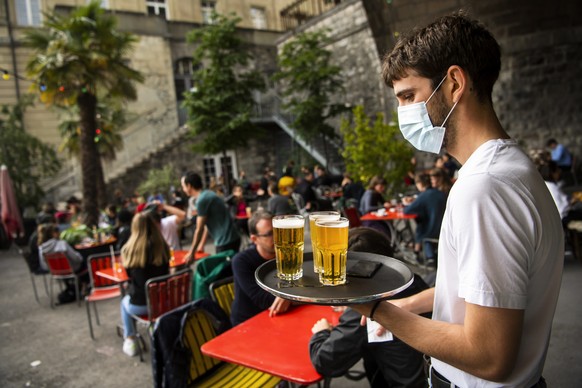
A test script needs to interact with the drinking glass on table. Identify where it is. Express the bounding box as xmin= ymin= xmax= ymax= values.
xmin=309 ymin=211 xmax=340 ymax=274
xmin=112 ymin=255 xmax=123 ymax=273
xmin=273 ymin=215 xmax=305 ymax=281
xmin=316 ymin=217 xmax=349 ymax=286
